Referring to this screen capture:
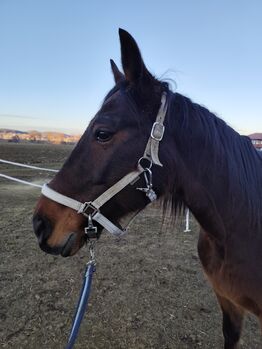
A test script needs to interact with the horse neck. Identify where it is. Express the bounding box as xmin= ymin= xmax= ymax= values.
xmin=166 ymin=92 xmax=262 ymax=238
